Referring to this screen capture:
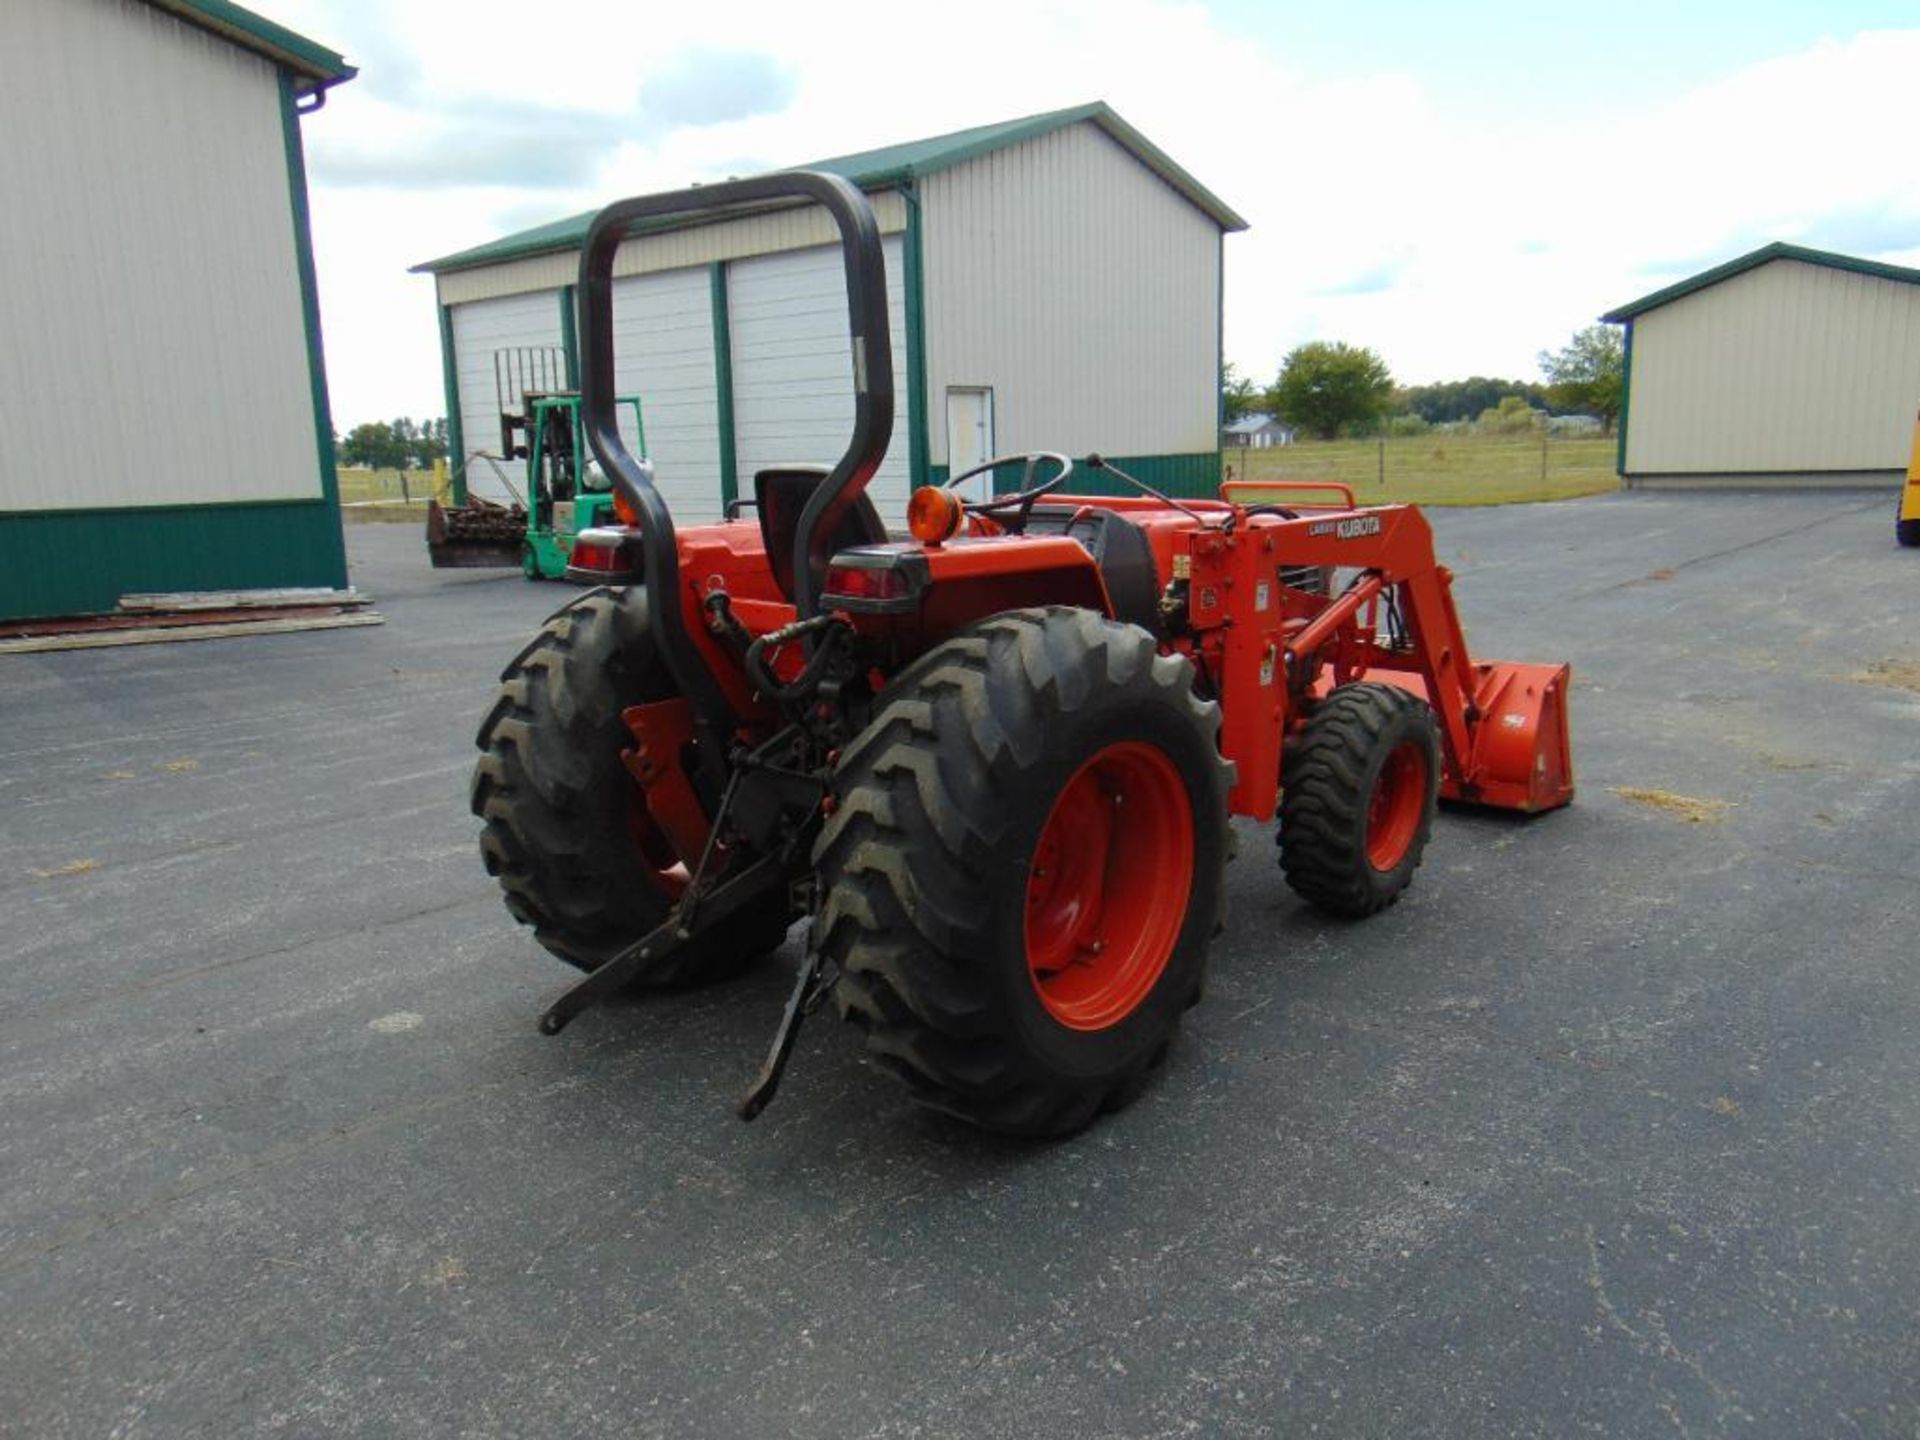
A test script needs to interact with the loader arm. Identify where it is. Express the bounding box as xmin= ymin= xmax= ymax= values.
xmin=1176 ymin=503 xmax=1572 ymax=818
